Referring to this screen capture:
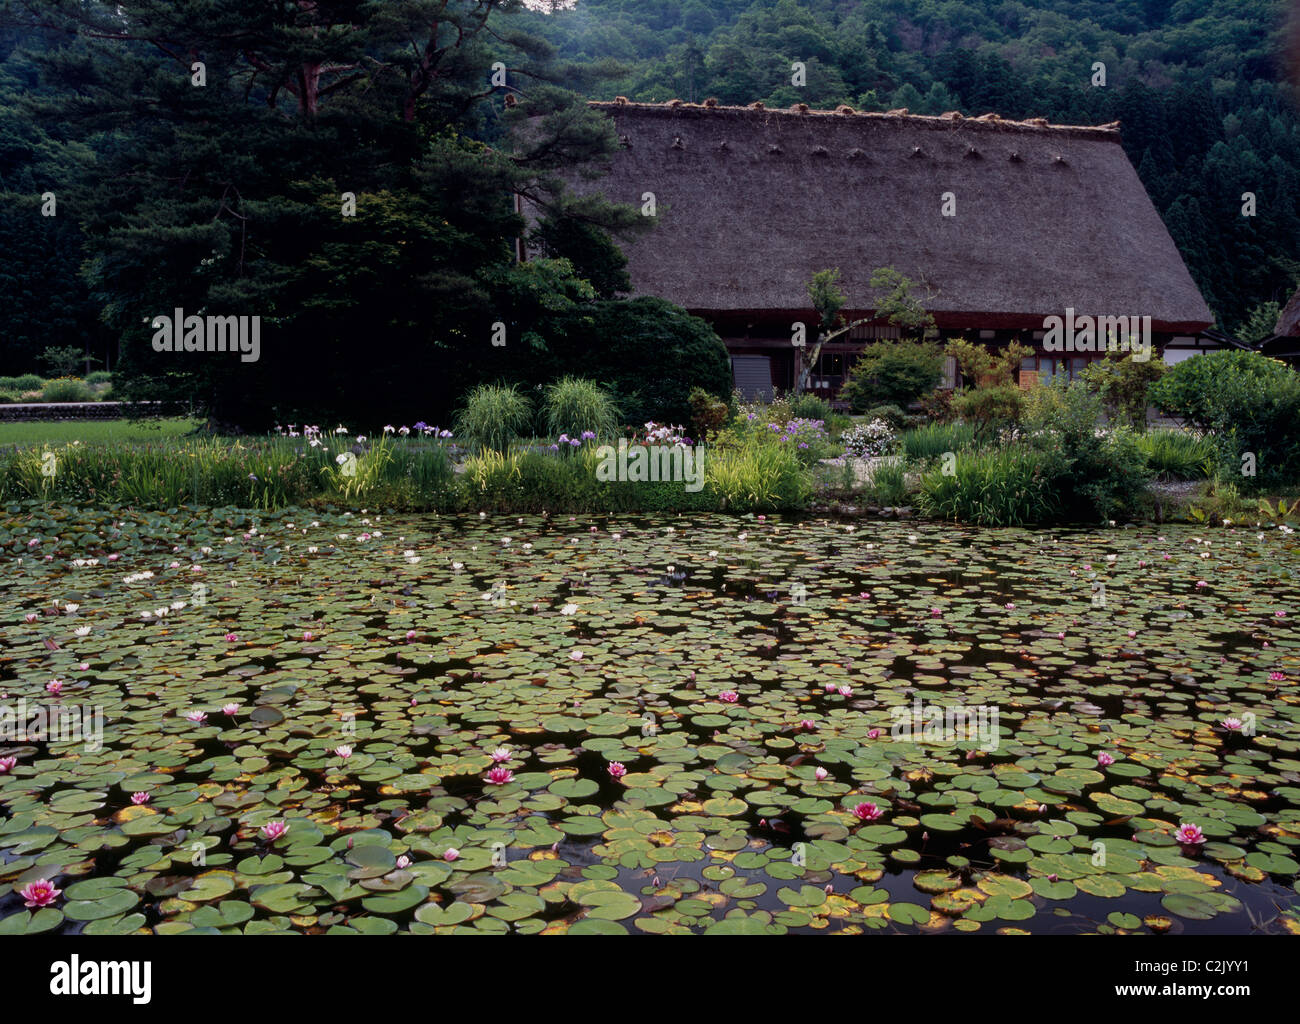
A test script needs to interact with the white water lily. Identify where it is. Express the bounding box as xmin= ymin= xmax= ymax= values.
xmin=561 ymin=603 xmax=579 ymax=615
xmin=64 ymin=603 xmax=79 ymax=614
xmin=74 ymin=626 xmax=91 ymax=637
